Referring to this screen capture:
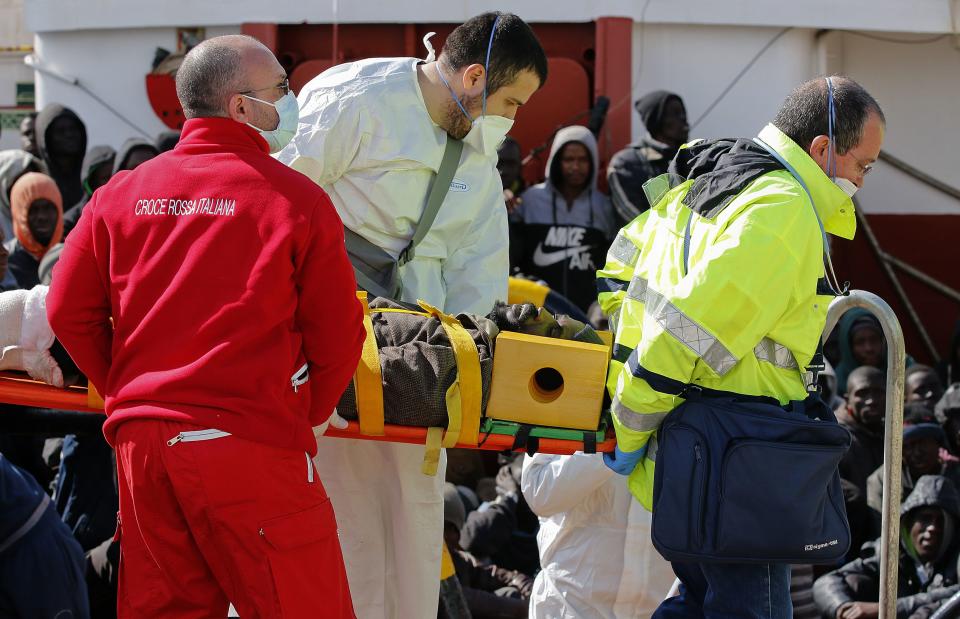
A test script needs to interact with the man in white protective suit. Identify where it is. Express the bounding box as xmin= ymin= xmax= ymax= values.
xmin=277 ymin=12 xmax=548 ymax=618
